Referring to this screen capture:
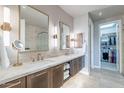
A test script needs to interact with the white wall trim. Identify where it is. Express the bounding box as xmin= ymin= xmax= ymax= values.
xmin=94 ymin=65 xmax=101 ymax=69
xmin=79 ymin=68 xmax=90 ymax=75
xmin=98 ymin=20 xmax=121 ymax=71
xmin=89 ymin=16 xmax=95 ymax=69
